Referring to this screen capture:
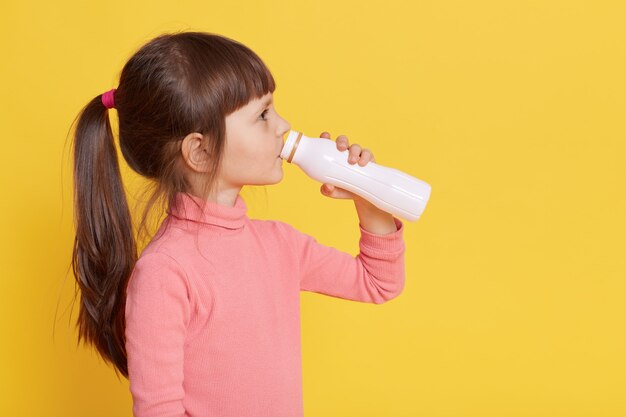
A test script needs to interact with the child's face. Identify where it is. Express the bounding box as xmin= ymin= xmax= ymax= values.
xmin=221 ymin=92 xmax=291 ymax=187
